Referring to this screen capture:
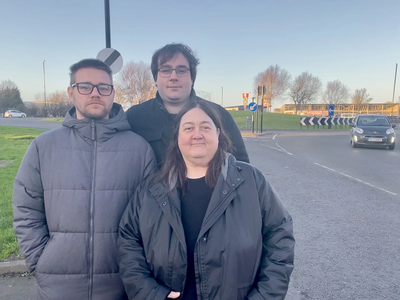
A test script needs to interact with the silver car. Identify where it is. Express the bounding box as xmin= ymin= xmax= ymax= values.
xmin=4 ymin=110 xmax=26 ymax=118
